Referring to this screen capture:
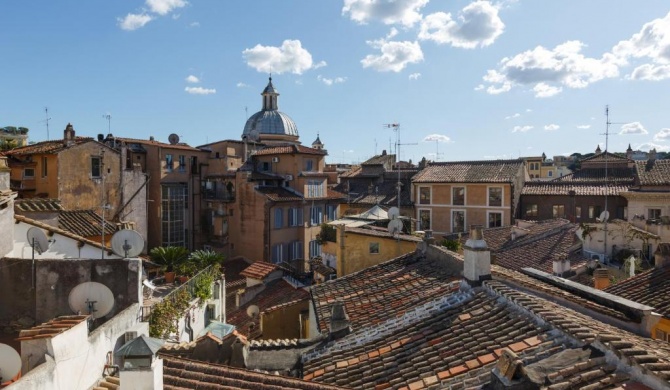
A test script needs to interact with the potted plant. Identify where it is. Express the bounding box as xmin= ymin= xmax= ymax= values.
xmin=188 ymin=249 xmax=225 ymax=270
xmin=176 ymin=261 xmax=196 ymax=284
xmin=150 ymin=246 xmax=189 ymax=283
